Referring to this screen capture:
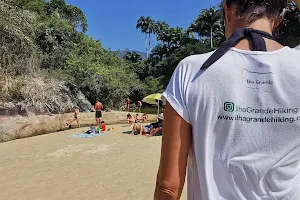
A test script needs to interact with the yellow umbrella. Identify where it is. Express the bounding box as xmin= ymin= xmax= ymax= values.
xmin=142 ymin=93 xmax=162 ymax=115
